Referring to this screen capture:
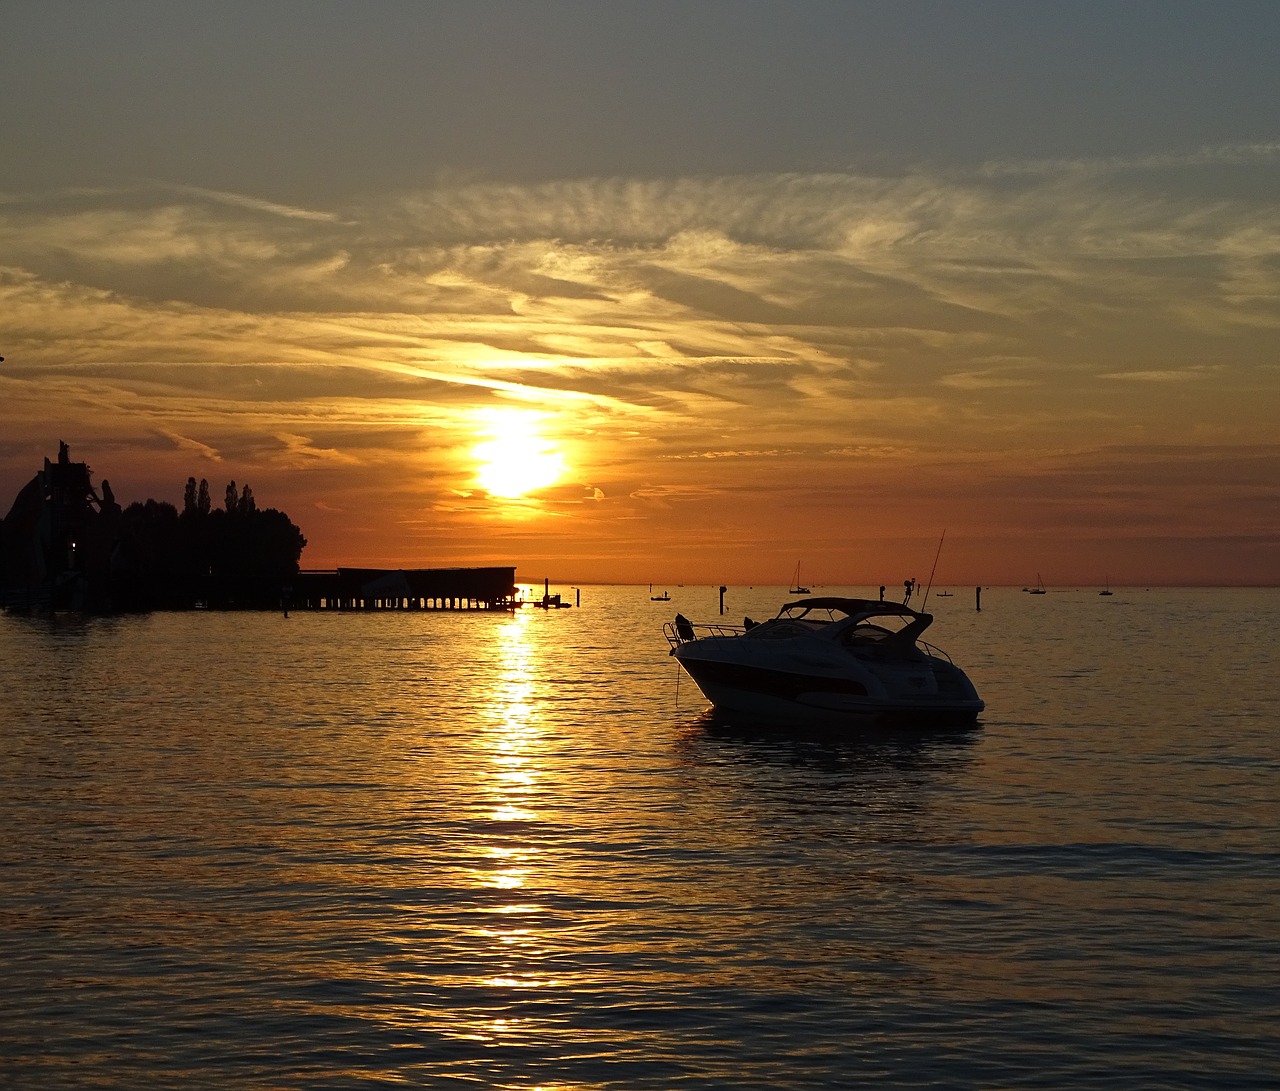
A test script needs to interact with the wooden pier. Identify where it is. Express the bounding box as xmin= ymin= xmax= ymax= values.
xmin=288 ymin=566 xmax=519 ymax=611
